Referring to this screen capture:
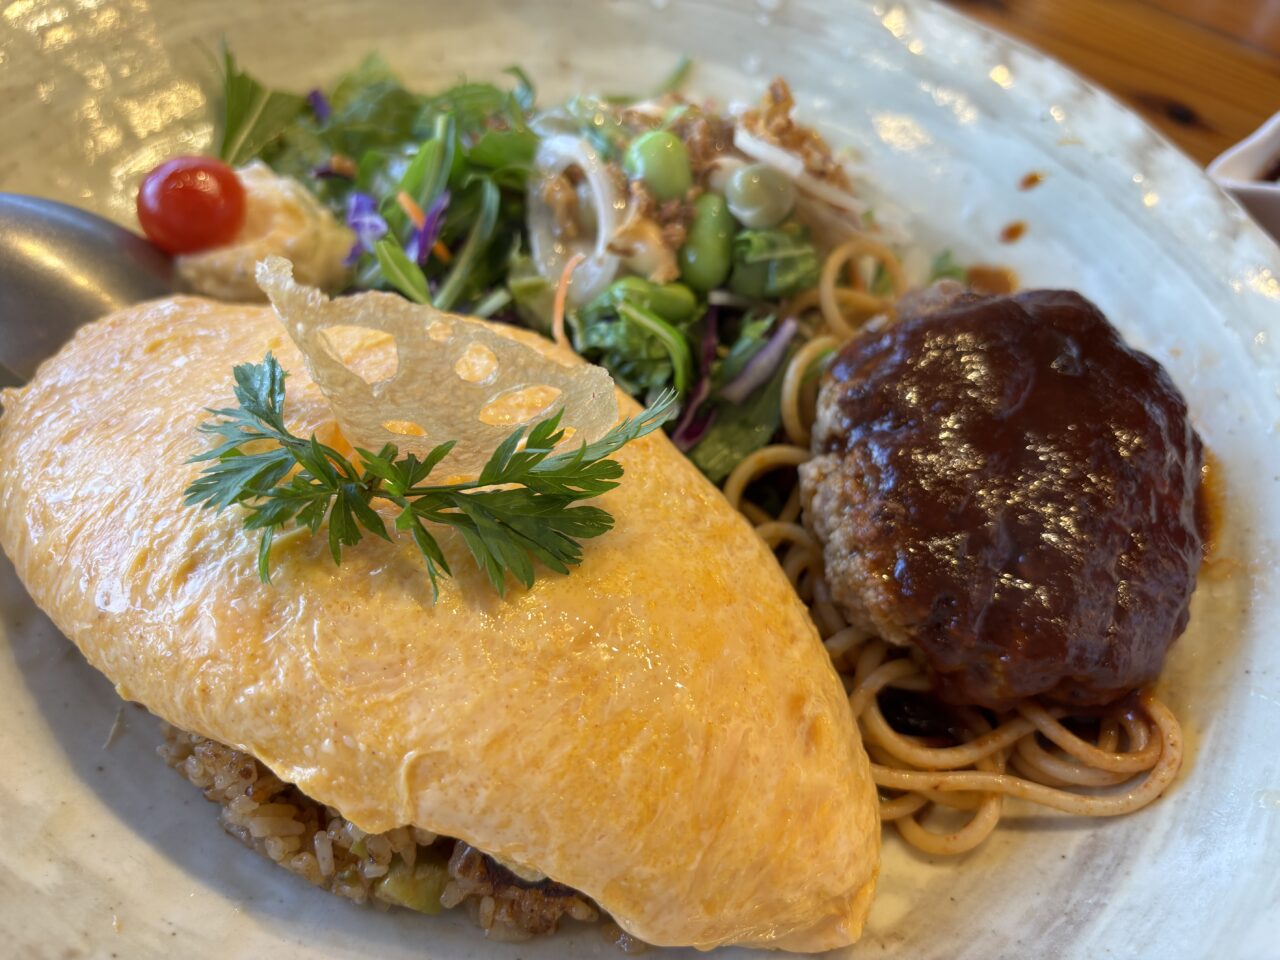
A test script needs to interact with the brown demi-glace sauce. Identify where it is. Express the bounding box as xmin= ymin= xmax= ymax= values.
xmin=813 ymin=290 xmax=1206 ymax=708
xmin=1198 ymin=453 xmax=1220 ymax=553
xmin=1196 ymin=451 xmax=1233 ymax=581
xmin=999 ymin=221 xmax=1027 ymax=243
xmin=965 ymin=265 xmax=1018 ymax=295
